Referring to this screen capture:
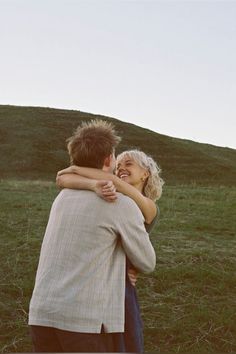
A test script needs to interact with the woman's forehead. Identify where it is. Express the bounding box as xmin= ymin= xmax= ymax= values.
xmin=116 ymin=154 xmax=134 ymax=164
